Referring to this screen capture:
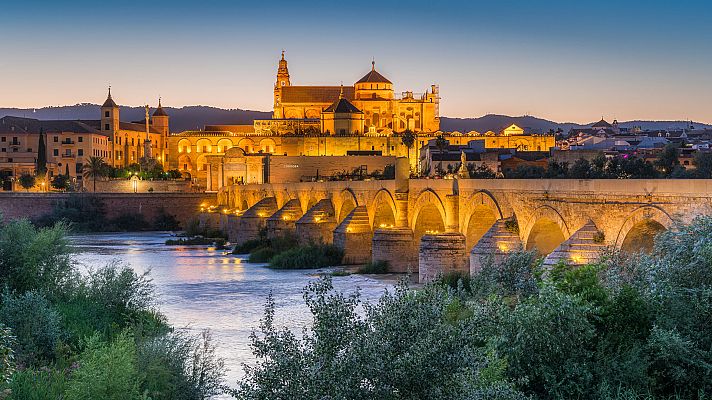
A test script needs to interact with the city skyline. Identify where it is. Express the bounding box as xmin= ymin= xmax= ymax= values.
xmin=2 ymin=0 xmax=711 ymax=124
